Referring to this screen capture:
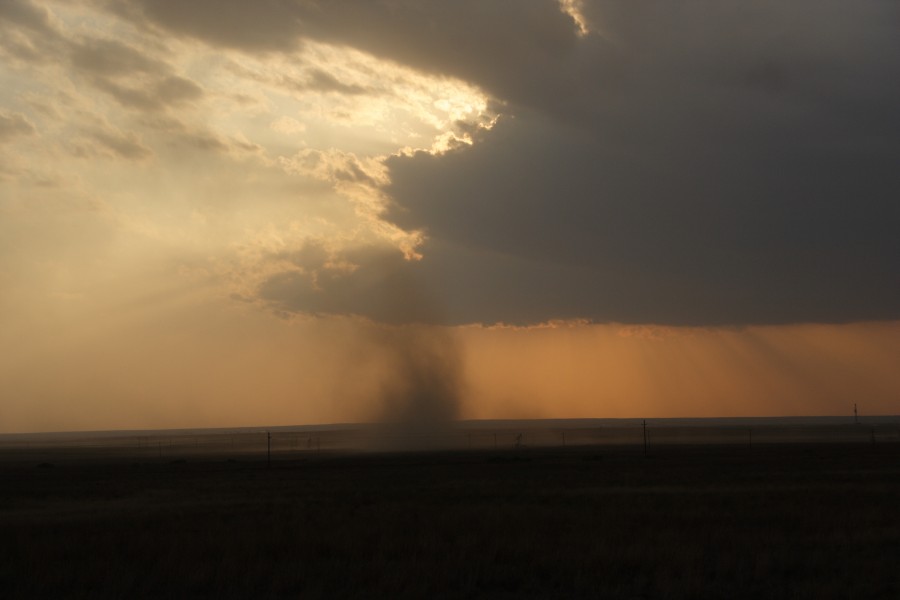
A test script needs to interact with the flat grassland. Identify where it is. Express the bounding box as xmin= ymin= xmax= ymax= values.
xmin=1 ymin=439 xmax=899 ymax=598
